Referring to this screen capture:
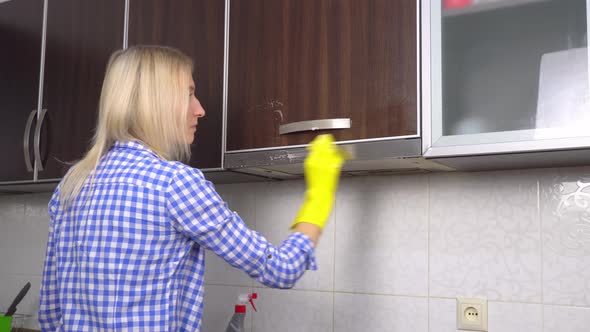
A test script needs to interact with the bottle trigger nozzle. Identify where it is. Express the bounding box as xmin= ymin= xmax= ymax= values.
xmin=249 ymin=293 xmax=258 ymax=312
